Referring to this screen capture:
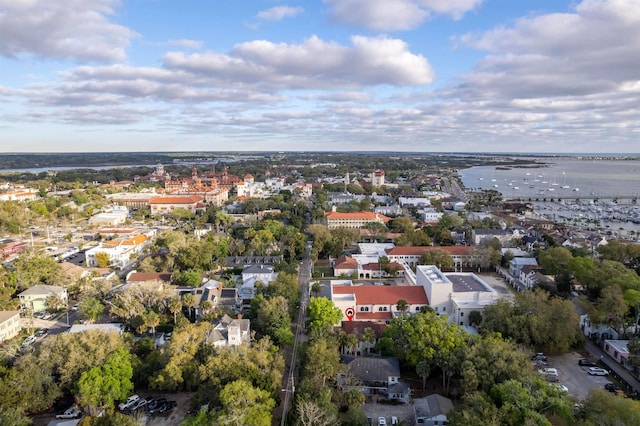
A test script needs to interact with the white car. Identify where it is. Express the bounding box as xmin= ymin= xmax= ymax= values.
xmin=378 ymin=417 xmax=387 ymax=426
xmin=553 ymin=384 xmax=569 ymax=393
xmin=118 ymin=394 xmax=140 ymax=411
xmin=588 ymin=367 xmax=609 ymax=376
xmin=56 ymin=408 xmax=81 ymax=419
xmin=391 ymin=416 xmax=399 ymax=425
xmin=538 ymin=367 xmax=558 ymax=376
xmin=21 ymin=335 xmax=37 ymax=347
